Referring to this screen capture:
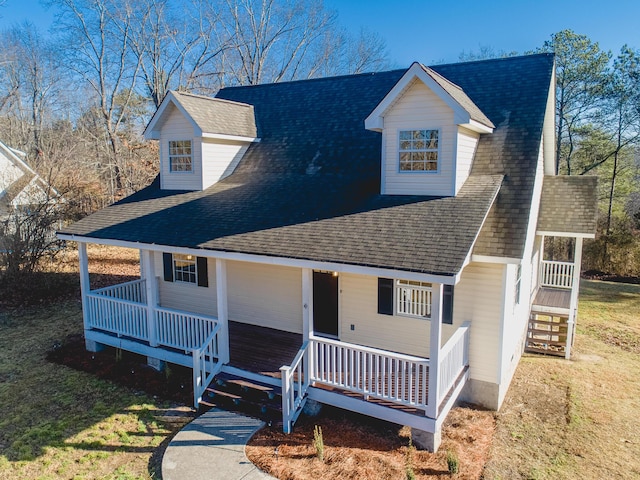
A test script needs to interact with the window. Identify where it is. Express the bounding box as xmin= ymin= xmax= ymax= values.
xmin=162 ymin=253 xmax=208 ymax=287
xmin=396 ymin=279 xmax=432 ymax=317
xmin=378 ymin=278 xmax=453 ymax=324
xmin=514 ymin=264 xmax=522 ymax=305
xmin=399 ymin=129 xmax=439 ymax=172
xmin=169 ymin=140 xmax=192 ymax=172
xmin=174 ymin=254 xmax=197 ymax=283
